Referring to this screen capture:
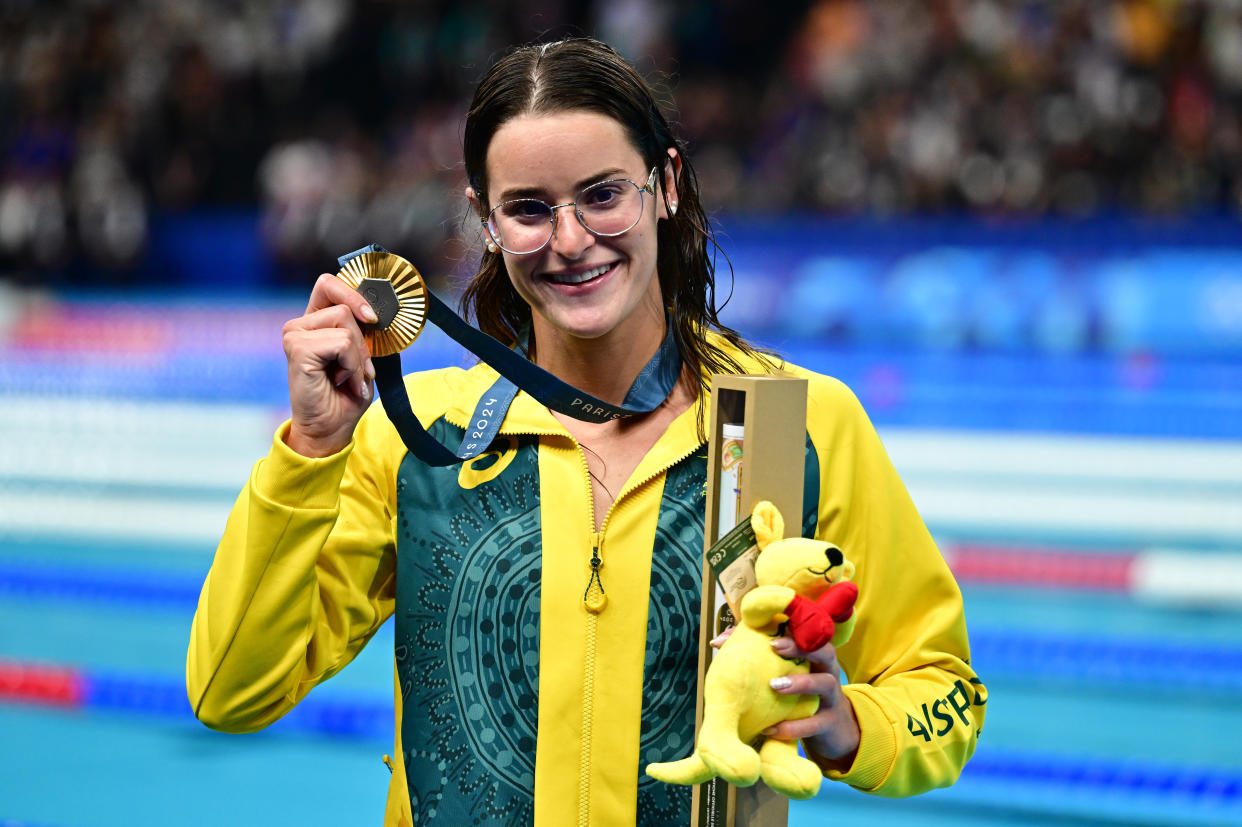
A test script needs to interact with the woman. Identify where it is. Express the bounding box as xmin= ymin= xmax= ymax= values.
xmin=187 ymin=38 xmax=984 ymax=826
